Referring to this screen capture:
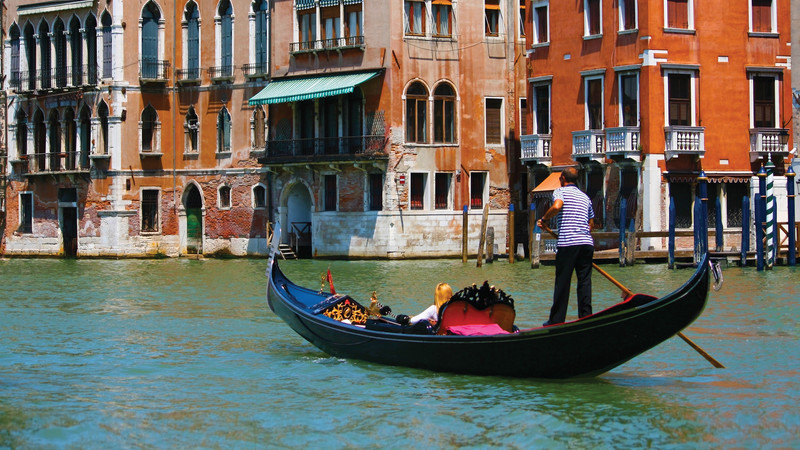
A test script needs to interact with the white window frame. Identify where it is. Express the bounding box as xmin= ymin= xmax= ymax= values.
xmin=748 ymin=0 xmax=777 ymax=34
xmin=583 ymin=0 xmax=602 ymax=38
xmin=530 ymin=79 xmax=552 ymax=134
xmin=19 ymin=191 xmax=34 ymax=233
xmin=181 ymin=1 xmax=202 ymax=76
xmin=531 ymin=1 xmax=549 ymax=45
xmin=518 ymin=97 xmax=528 ymax=136
xmin=663 ymin=68 xmax=698 ymax=126
xmin=249 ymin=0 xmax=270 ymax=69
xmin=748 ymin=70 xmax=781 ymax=128
xmin=663 ymin=0 xmax=695 ymax=31
xmin=140 ymin=187 xmax=162 ymax=234
xmin=583 ymin=74 xmax=605 ymax=130
xmin=409 ymin=171 xmax=430 ymax=211
xmin=218 ymin=184 xmax=232 ymax=210
xmin=184 ymin=106 xmax=199 ymax=154
xmin=403 ymin=0 xmax=458 ymax=40
xmin=139 ymin=105 xmax=162 ymax=154
xmin=617 ymin=70 xmax=640 ymax=127
xmin=485 ymin=96 xmax=505 ymax=146
xmin=252 ymin=183 xmax=267 ymax=209
xmin=484 ymin=0 xmax=503 ymax=39
xmin=469 ymin=171 xmax=489 ymax=210
xmin=618 ymin=0 xmax=638 ymax=32
xmin=517 ymin=0 xmax=526 ymax=40
xmin=434 ymin=172 xmax=453 ymax=210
